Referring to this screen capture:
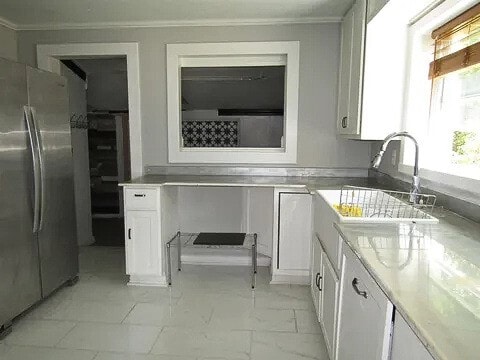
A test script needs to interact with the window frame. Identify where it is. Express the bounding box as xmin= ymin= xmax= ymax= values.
xmin=166 ymin=41 xmax=299 ymax=164
xmin=400 ymin=0 xmax=480 ymax=191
